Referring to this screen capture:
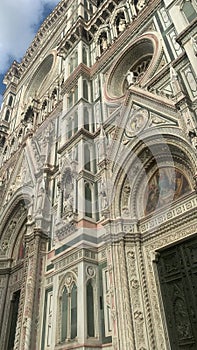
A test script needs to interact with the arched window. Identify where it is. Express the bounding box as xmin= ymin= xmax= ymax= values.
xmin=85 ymin=182 xmax=92 ymax=217
xmin=18 ymin=238 xmax=25 ymax=260
xmin=71 ymin=283 xmax=77 ymax=339
xmin=11 ymin=138 xmax=15 ymax=146
xmin=8 ymin=95 xmax=13 ymax=107
xmin=99 ymin=32 xmax=108 ymax=54
xmin=90 ymin=3 xmax=93 ymax=14
xmin=69 ymin=51 xmax=78 ymax=73
xmin=68 ymin=93 xmax=73 ymax=108
xmin=84 ymin=144 xmax=91 ymax=171
xmin=87 ymin=280 xmax=95 ymax=337
xmin=84 ymin=107 xmax=89 ymax=131
xmin=182 ymin=0 xmax=196 ymax=22
xmin=67 ymin=118 xmax=72 ymax=138
xmin=5 ymin=109 xmax=10 ymax=122
xmin=74 ymin=111 xmax=78 ymax=133
xmin=115 ymin=12 xmax=126 ymax=35
xmin=83 ymin=80 xmax=89 ymax=100
xmin=82 ymin=46 xmax=88 ymax=65
xmin=3 ymin=146 xmax=7 ymax=155
xmin=60 ymin=280 xmax=77 ymax=342
xmin=0 ymin=136 xmax=5 ymax=147
xmin=68 ymin=86 xmax=78 ymax=108
xmin=61 ymin=287 xmax=68 ymax=342
xmin=74 ymin=86 xmax=78 ymax=104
